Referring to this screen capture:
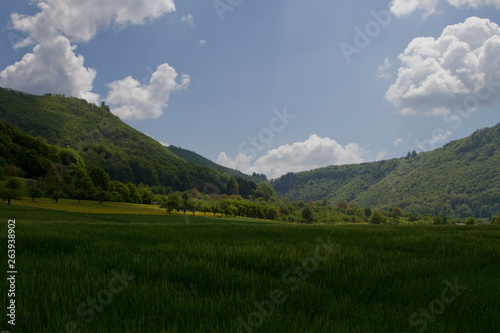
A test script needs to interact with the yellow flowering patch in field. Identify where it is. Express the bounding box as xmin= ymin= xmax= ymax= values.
xmin=9 ymin=198 xmax=169 ymax=215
